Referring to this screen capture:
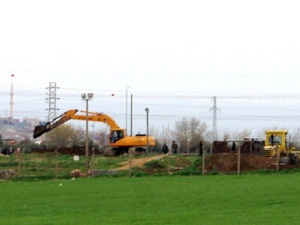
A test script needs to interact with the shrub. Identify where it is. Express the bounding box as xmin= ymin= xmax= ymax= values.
xmin=143 ymin=160 xmax=165 ymax=170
